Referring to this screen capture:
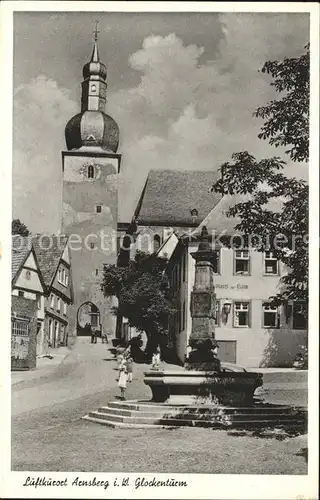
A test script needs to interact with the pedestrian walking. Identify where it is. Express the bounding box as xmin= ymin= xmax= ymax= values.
xmin=152 ymin=345 xmax=161 ymax=368
xmin=118 ymin=358 xmax=127 ymax=400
